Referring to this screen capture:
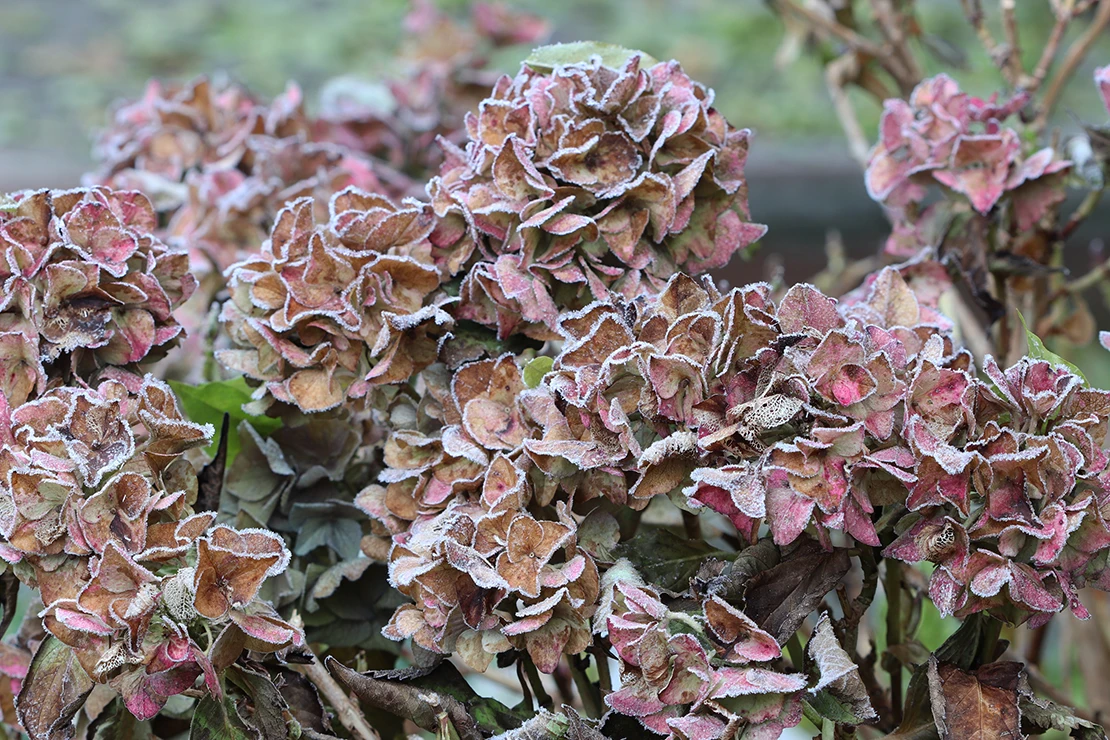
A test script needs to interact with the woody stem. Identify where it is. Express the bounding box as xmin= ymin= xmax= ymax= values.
xmin=523 ymin=655 xmax=554 ymax=711
xmin=884 ymin=560 xmax=904 ymax=725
